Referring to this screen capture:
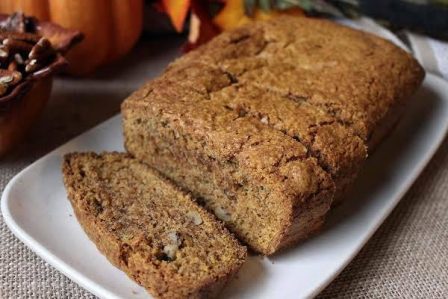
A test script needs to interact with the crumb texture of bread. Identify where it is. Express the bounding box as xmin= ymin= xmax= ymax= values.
xmin=122 ymin=17 xmax=424 ymax=254
xmin=122 ymin=73 xmax=335 ymax=254
xmin=62 ymin=152 xmax=246 ymax=299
